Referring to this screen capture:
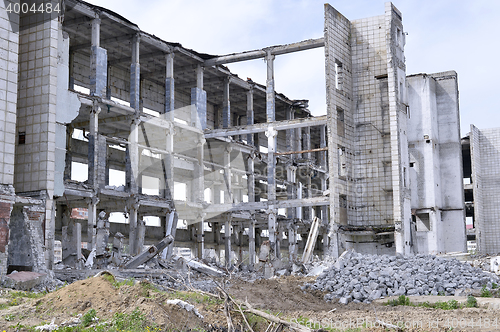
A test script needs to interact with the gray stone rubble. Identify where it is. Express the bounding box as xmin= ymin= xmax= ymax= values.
xmin=302 ymin=251 xmax=500 ymax=304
